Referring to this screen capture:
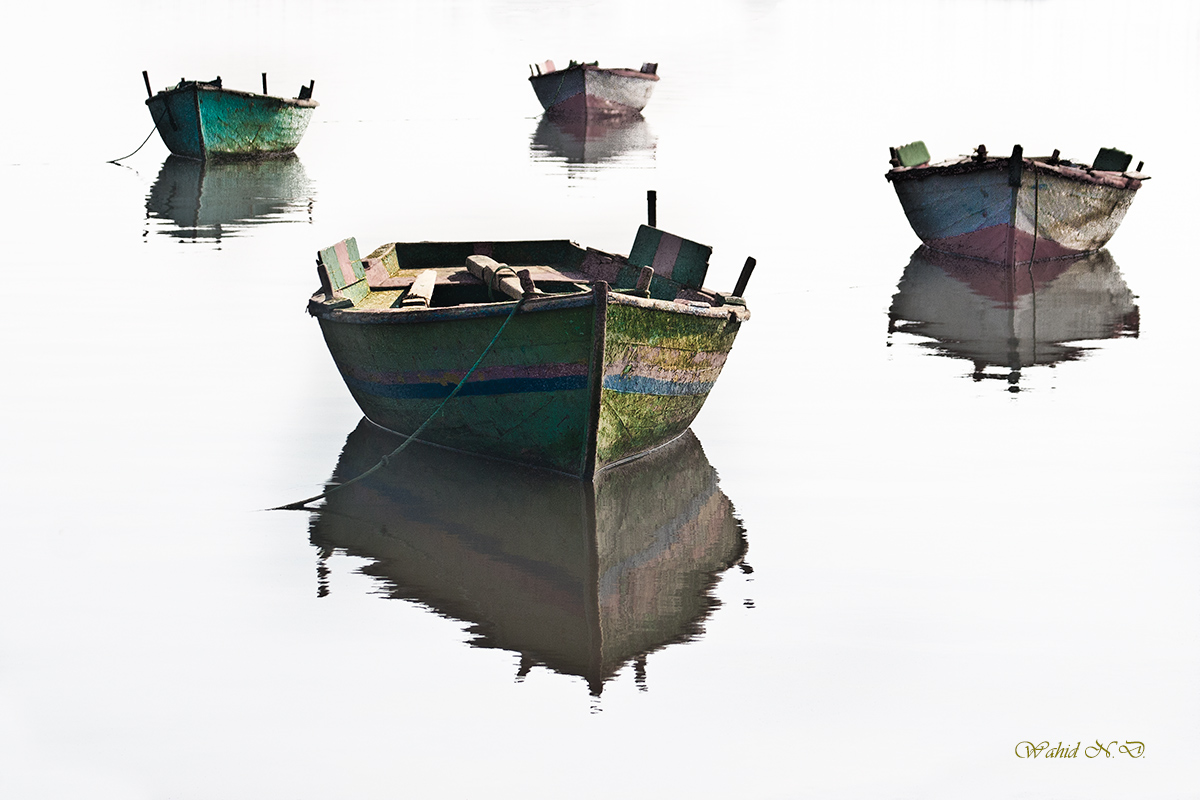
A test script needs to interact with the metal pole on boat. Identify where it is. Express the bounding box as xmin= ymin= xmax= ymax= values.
xmin=142 ymin=71 xmax=152 ymax=99
xmin=733 ymin=257 xmax=757 ymax=297
xmin=647 ymin=190 xmax=657 ymax=227
xmin=262 ymin=73 xmax=268 ymax=94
